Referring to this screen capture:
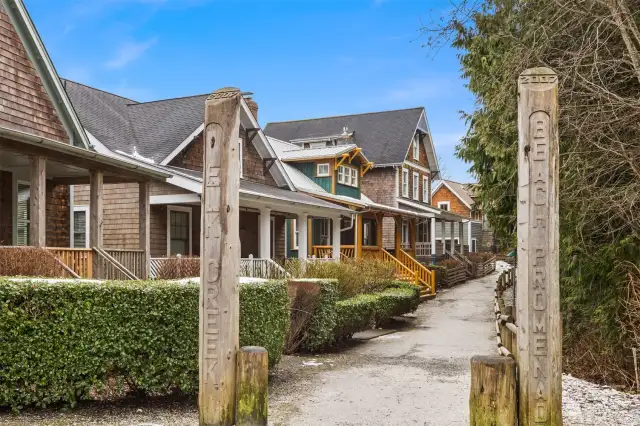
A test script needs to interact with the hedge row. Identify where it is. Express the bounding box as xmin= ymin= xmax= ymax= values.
xmin=304 ymin=280 xmax=421 ymax=350
xmin=0 ymin=279 xmax=289 ymax=410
